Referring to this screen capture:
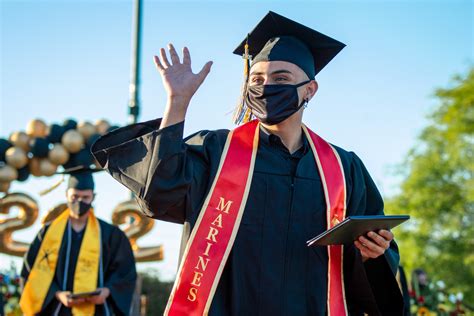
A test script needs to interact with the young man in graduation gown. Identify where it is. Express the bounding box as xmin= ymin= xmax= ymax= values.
xmin=92 ymin=11 xmax=404 ymax=316
xmin=20 ymin=168 xmax=137 ymax=315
